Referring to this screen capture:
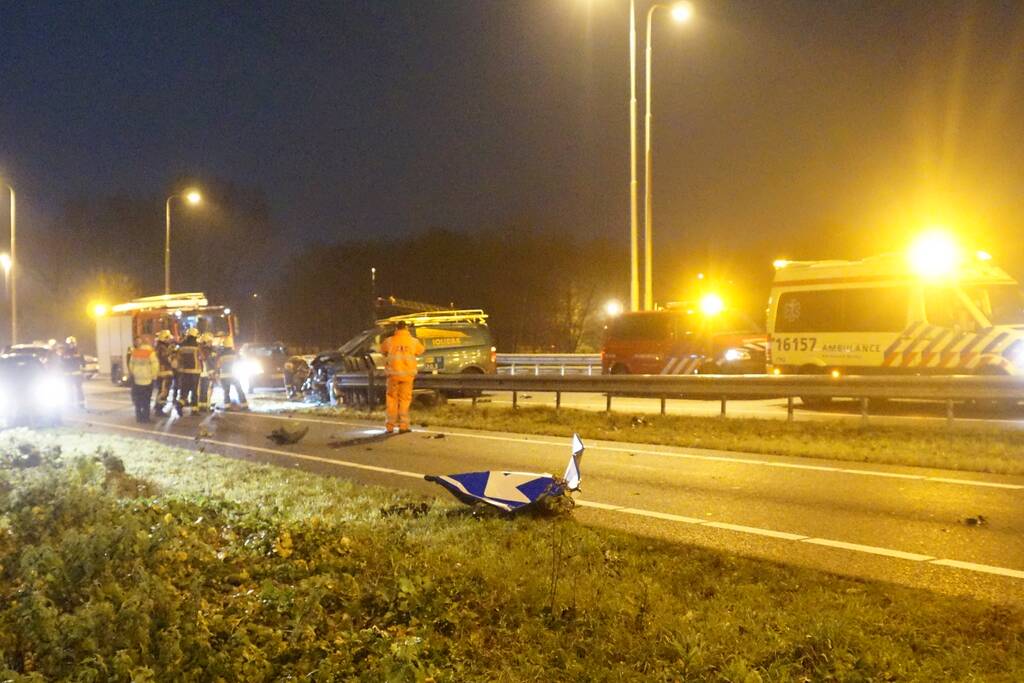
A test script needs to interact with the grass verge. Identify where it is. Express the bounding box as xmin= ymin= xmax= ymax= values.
xmin=1 ymin=428 xmax=1022 ymax=681
xmin=295 ymin=402 xmax=1024 ymax=476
